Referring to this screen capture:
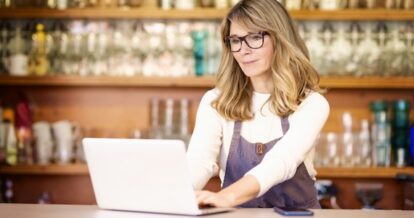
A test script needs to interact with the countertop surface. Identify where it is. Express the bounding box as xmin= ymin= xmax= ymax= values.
xmin=1 ymin=204 xmax=414 ymax=218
